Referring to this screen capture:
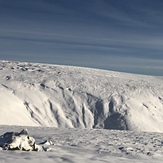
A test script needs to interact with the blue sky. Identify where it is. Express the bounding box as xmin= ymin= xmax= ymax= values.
xmin=0 ymin=0 xmax=163 ymax=75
